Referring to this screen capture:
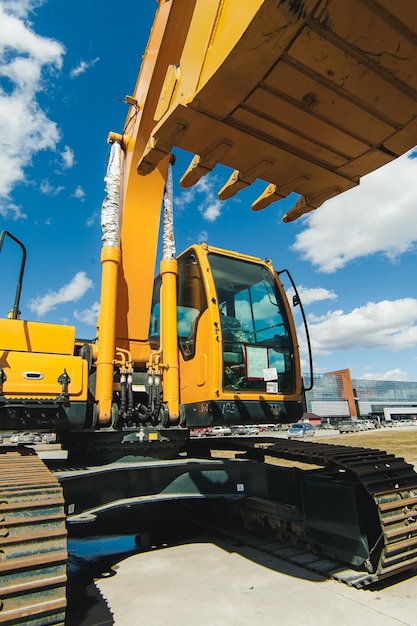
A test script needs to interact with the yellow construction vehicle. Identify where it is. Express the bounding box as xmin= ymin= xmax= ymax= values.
xmin=2 ymin=1 xmax=417 ymax=622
